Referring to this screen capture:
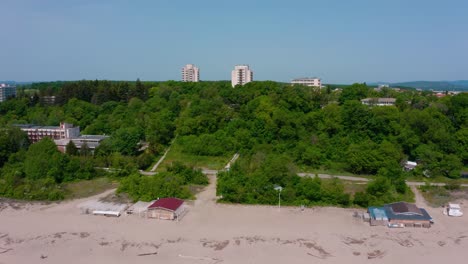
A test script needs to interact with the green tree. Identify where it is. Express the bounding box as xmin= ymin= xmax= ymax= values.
xmin=80 ymin=142 xmax=91 ymax=157
xmin=23 ymin=138 xmax=66 ymax=183
xmin=65 ymin=140 xmax=79 ymax=156
xmin=0 ymin=126 xmax=29 ymax=167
